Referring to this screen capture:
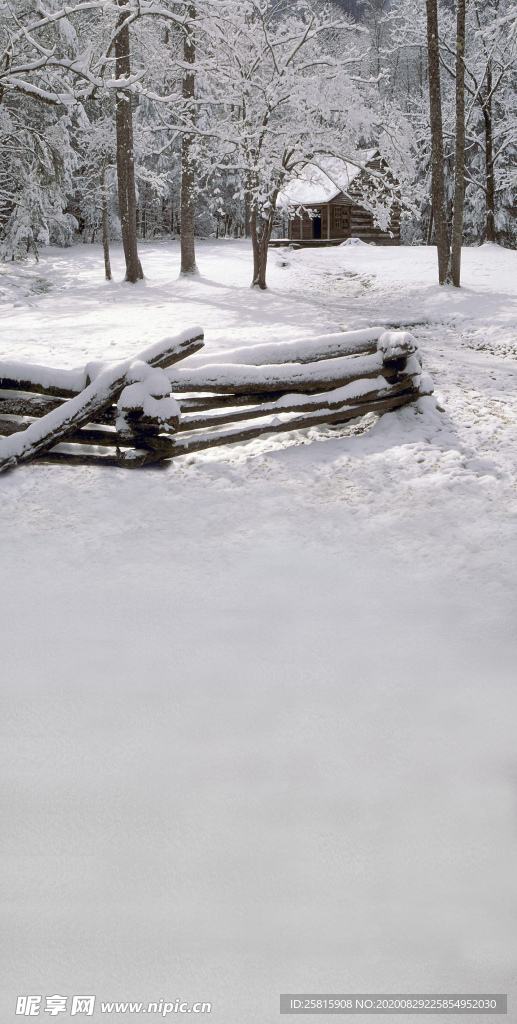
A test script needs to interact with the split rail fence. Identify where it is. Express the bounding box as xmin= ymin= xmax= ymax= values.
xmin=0 ymin=326 xmax=432 ymax=474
